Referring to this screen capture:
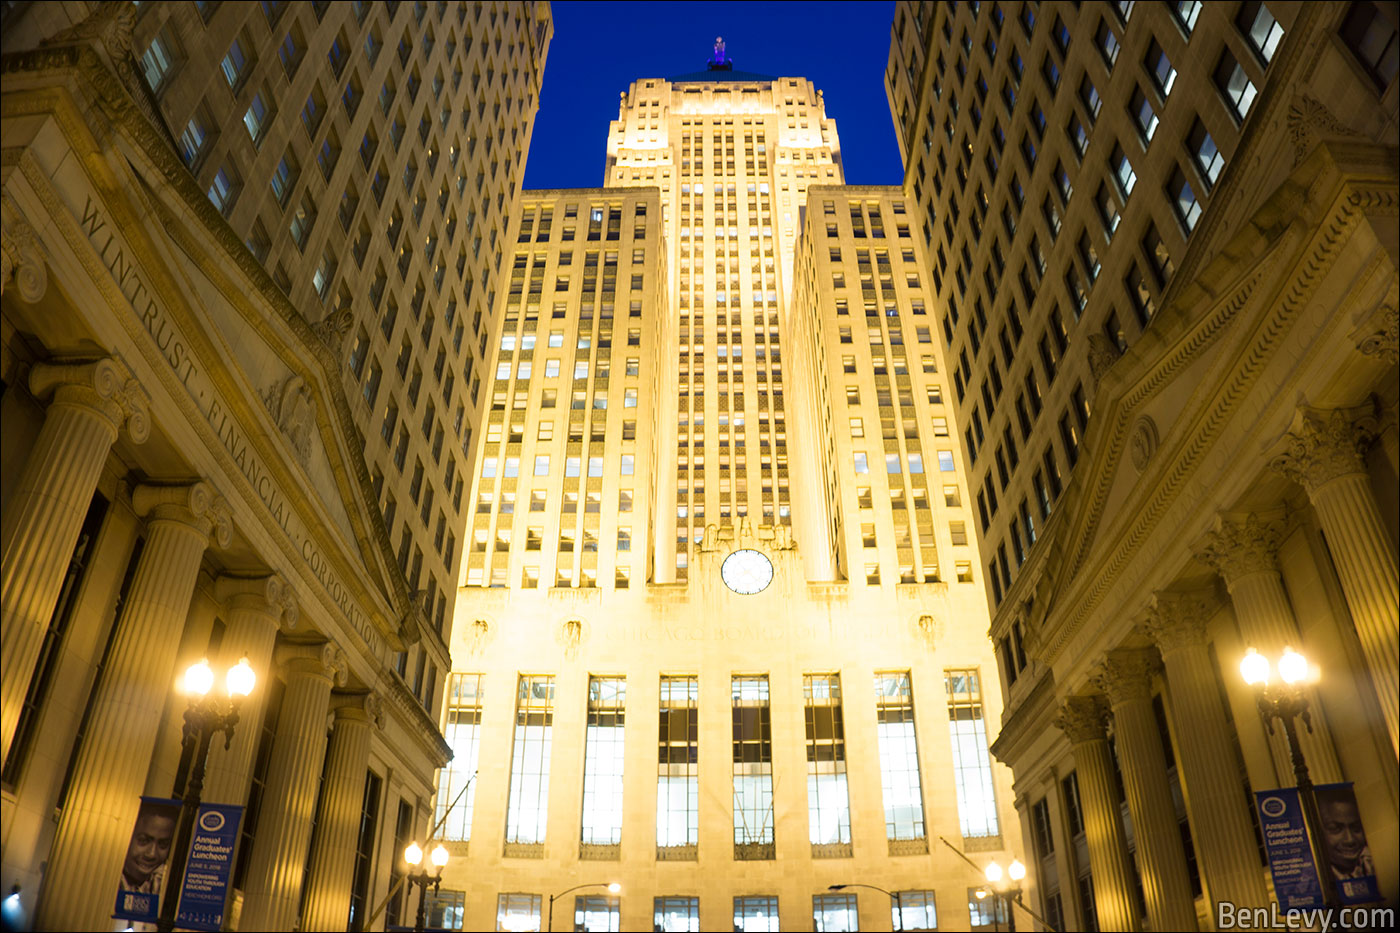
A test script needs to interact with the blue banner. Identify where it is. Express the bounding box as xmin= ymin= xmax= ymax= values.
xmin=114 ymin=796 xmax=183 ymax=924
xmin=174 ymin=802 xmax=244 ymax=931
xmin=1255 ymin=788 xmax=1325 ymax=910
xmin=1315 ymin=782 xmax=1381 ymax=905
